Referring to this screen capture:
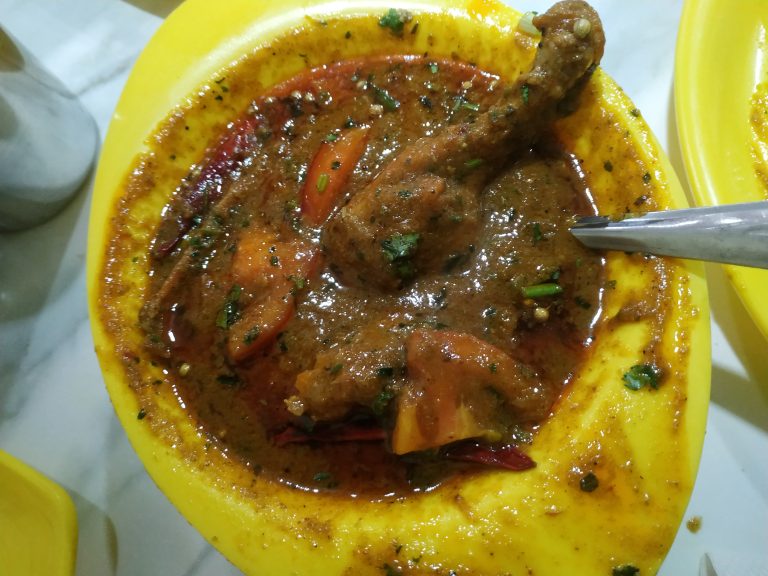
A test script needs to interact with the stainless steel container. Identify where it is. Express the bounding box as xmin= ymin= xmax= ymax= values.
xmin=0 ymin=27 xmax=98 ymax=231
